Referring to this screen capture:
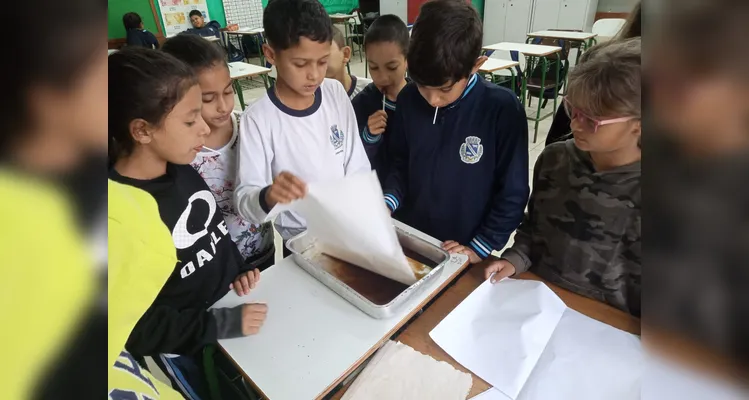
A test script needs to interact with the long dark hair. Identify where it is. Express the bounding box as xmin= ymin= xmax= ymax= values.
xmin=108 ymin=47 xmax=197 ymax=164
xmin=618 ymin=1 xmax=641 ymax=39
